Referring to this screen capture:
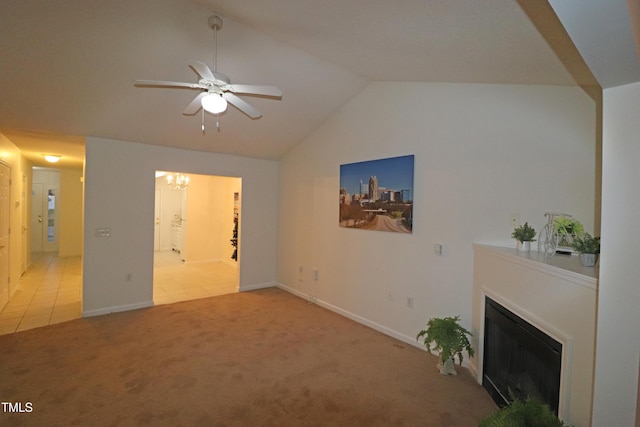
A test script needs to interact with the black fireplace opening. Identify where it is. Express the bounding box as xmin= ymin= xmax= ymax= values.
xmin=482 ymin=297 xmax=562 ymax=414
